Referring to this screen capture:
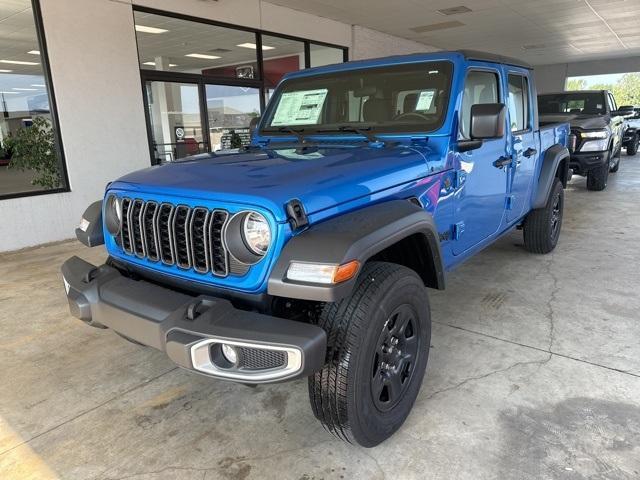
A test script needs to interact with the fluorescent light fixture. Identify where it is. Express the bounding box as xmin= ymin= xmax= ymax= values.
xmin=236 ymin=42 xmax=275 ymax=50
xmin=31 ymin=84 xmax=45 ymax=87
xmin=0 ymin=69 xmax=13 ymax=73
xmin=0 ymin=59 xmax=39 ymax=65
xmin=0 ymin=91 xmax=19 ymax=94
xmin=185 ymin=53 xmax=221 ymax=59
xmin=13 ymin=87 xmax=37 ymax=91
xmin=143 ymin=61 xmax=177 ymax=67
xmin=135 ymin=25 xmax=168 ymax=34
xmin=27 ymin=50 xmax=40 ymax=55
